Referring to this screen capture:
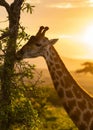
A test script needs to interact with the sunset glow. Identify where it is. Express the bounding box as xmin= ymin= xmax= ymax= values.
xmin=0 ymin=0 xmax=93 ymax=60
xmin=82 ymin=25 xmax=93 ymax=47
xmin=89 ymin=0 xmax=93 ymax=3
